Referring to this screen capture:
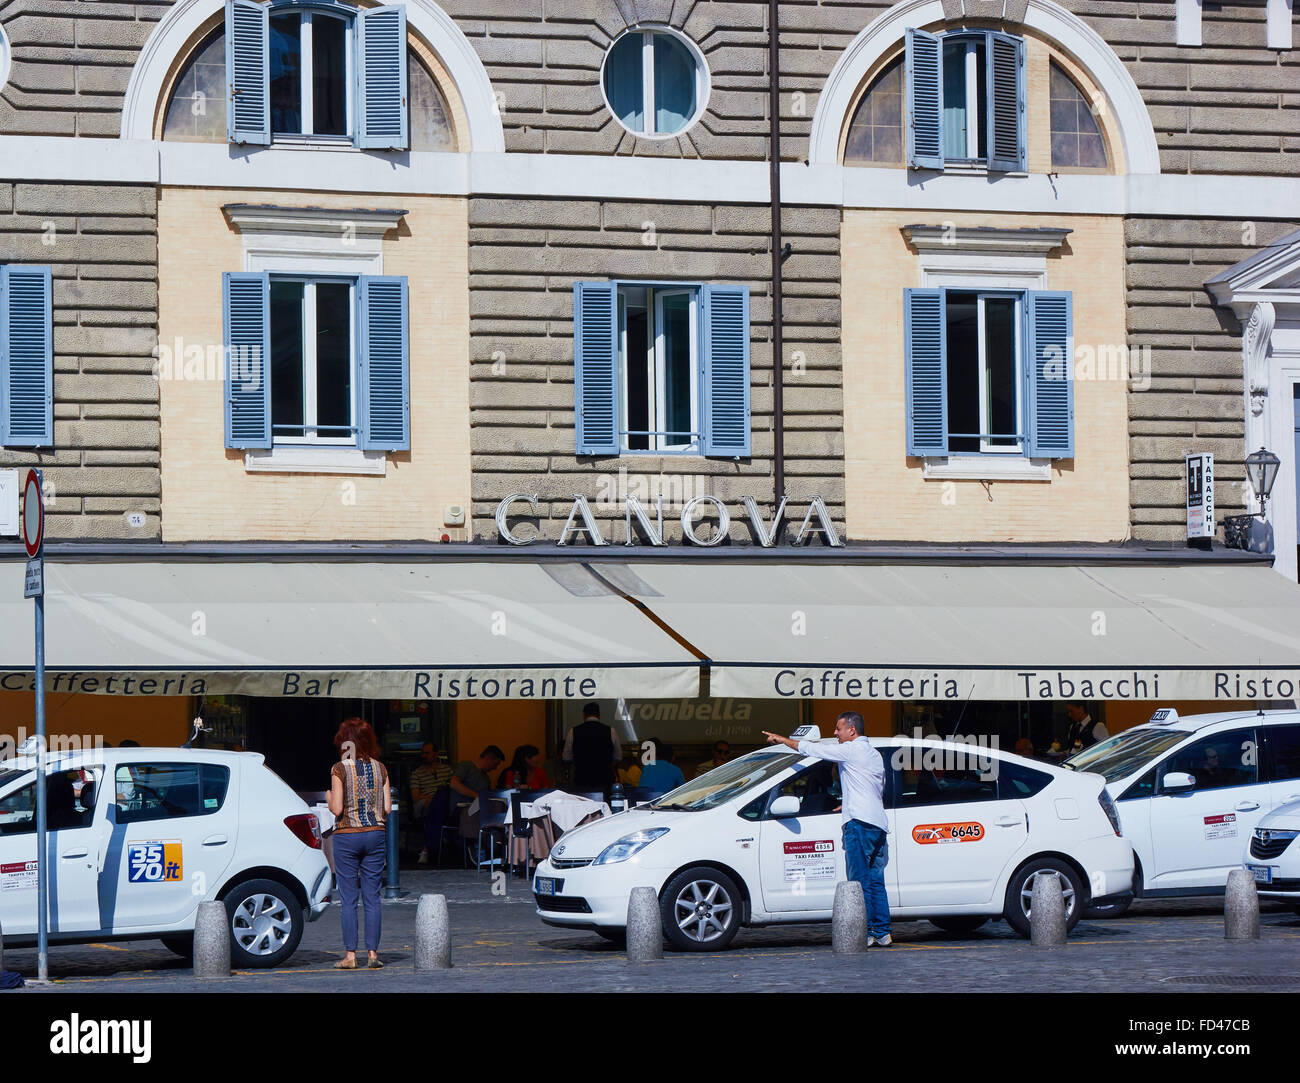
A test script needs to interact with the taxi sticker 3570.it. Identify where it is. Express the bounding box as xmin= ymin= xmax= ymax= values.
xmin=127 ymin=841 xmax=184 ymax=883
xmin=912 ymin=822 xmax=984 ymax=845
